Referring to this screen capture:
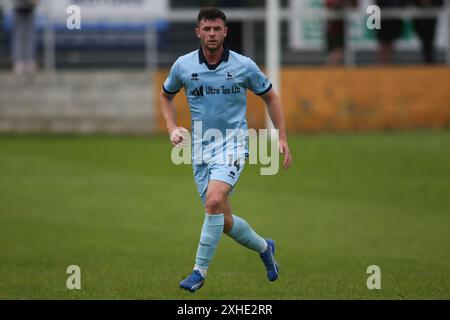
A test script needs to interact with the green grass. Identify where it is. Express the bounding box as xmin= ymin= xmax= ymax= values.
xmin=0 ymin=132 xmax=449 ymax=299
